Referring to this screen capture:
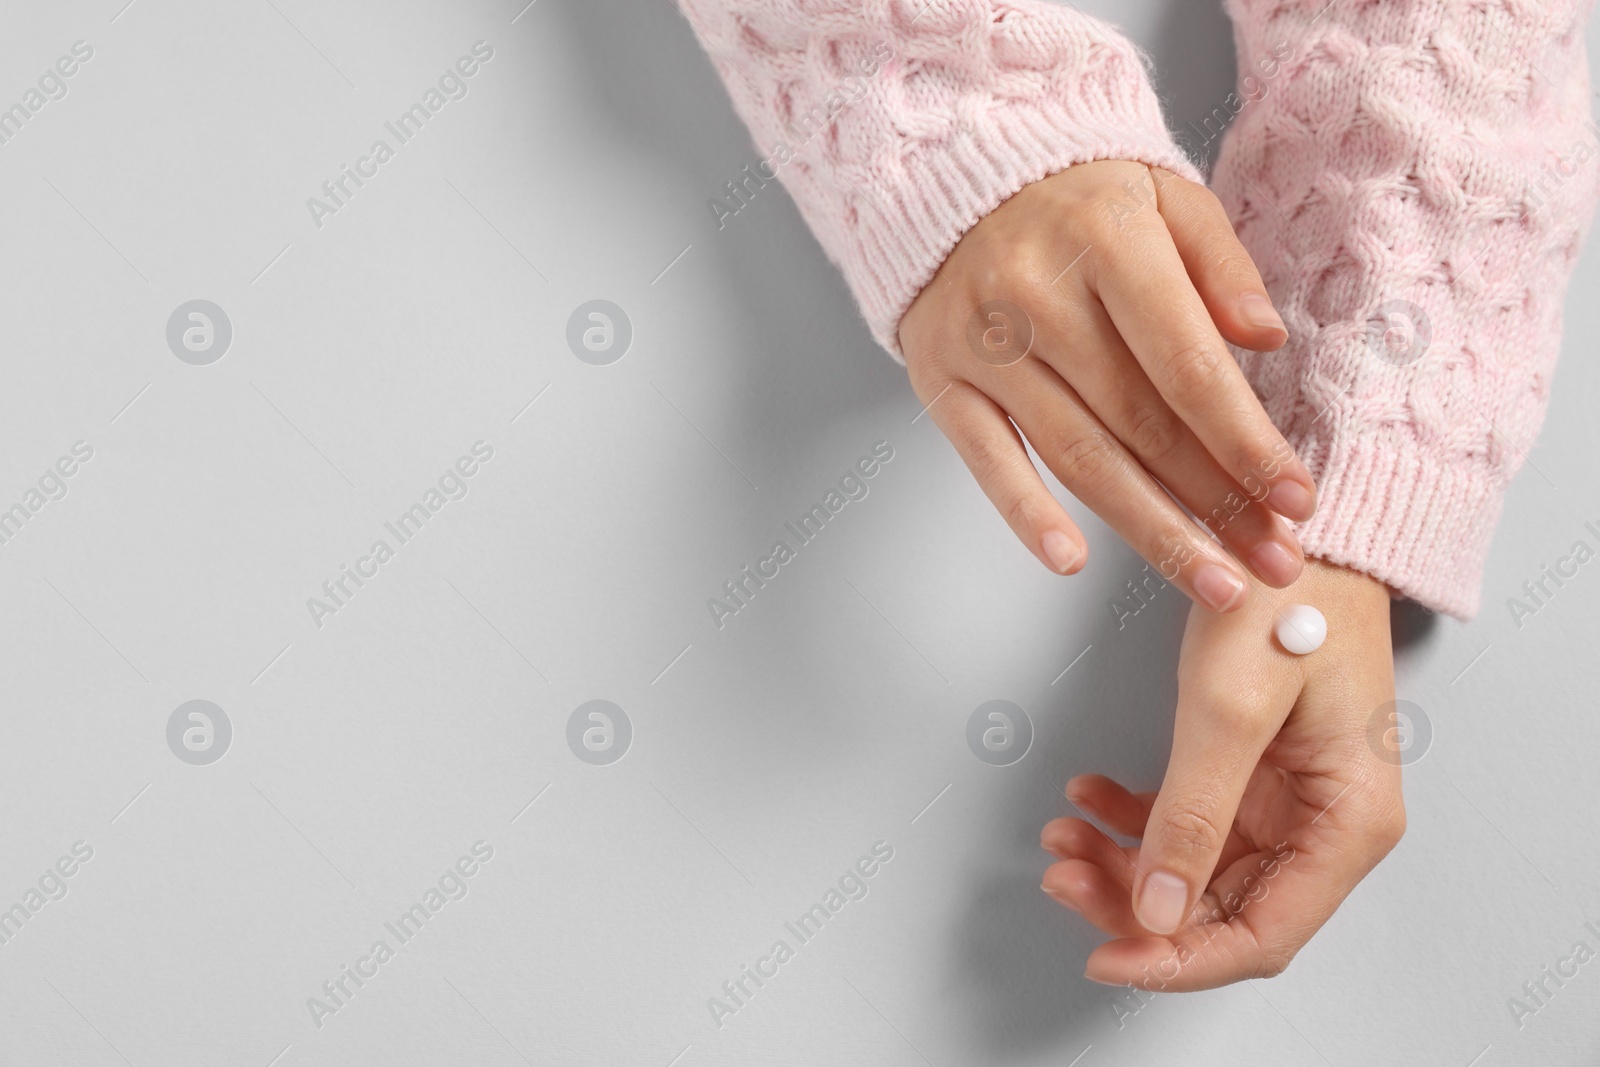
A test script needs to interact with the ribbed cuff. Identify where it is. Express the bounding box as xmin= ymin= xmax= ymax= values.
xmin=846 ymin=105 xmax=1201 ymax=360
xmin=1286 ymin=430 xmax=1505 ymax=621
